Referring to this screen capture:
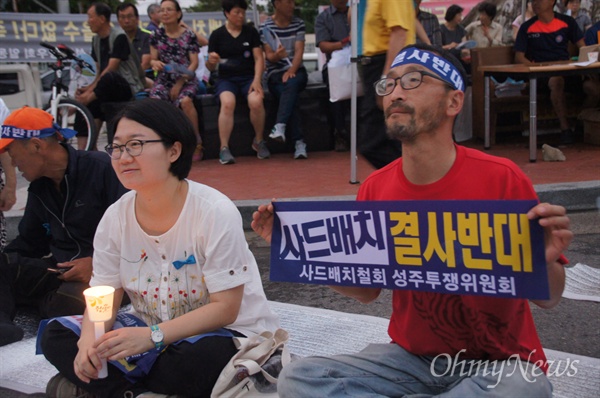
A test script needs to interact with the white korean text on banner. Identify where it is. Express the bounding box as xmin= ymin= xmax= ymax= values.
xmin=0 ymin=12 xmax=225 ymax=63
xmin=270 ymin=200 xmax=548 ymax=300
